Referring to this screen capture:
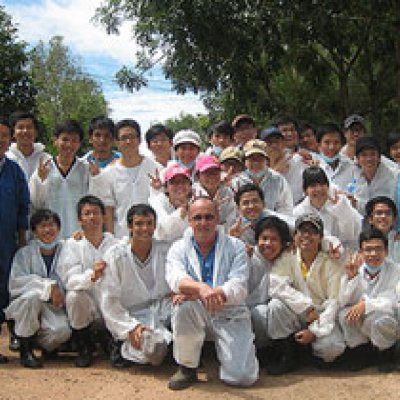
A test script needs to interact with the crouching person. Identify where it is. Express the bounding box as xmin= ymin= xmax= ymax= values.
xmin=99 ymin=204 xmax=173 ymax=367
xmin=57 ymin=195 xmax=120 ymax=367
xmin=272 ymin=213 xmax=346 ymax=365
xmin=166 ymin=196 xmax=258 ymax=390
xmin=338 ymin=227 xmax=400 ymax=372
xmin=248 ymin=216 xmax=314 ymax=375
xmin=5 ymin=209 xmax=71 ymax=368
